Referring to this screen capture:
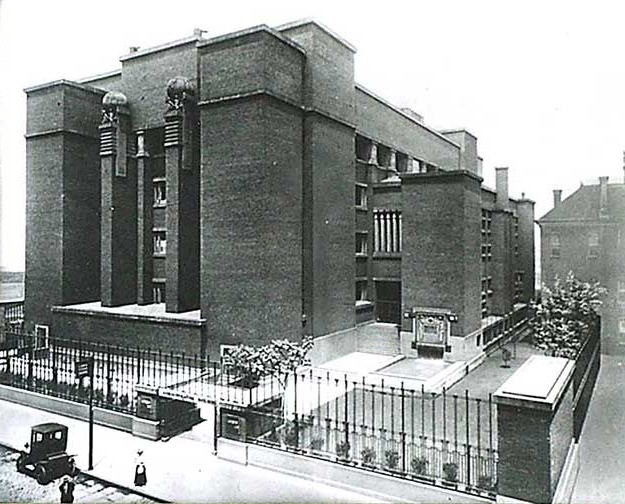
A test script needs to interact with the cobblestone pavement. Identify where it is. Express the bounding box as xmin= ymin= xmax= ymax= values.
xmin=0 ymin=445 xmax=156 ymax=503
